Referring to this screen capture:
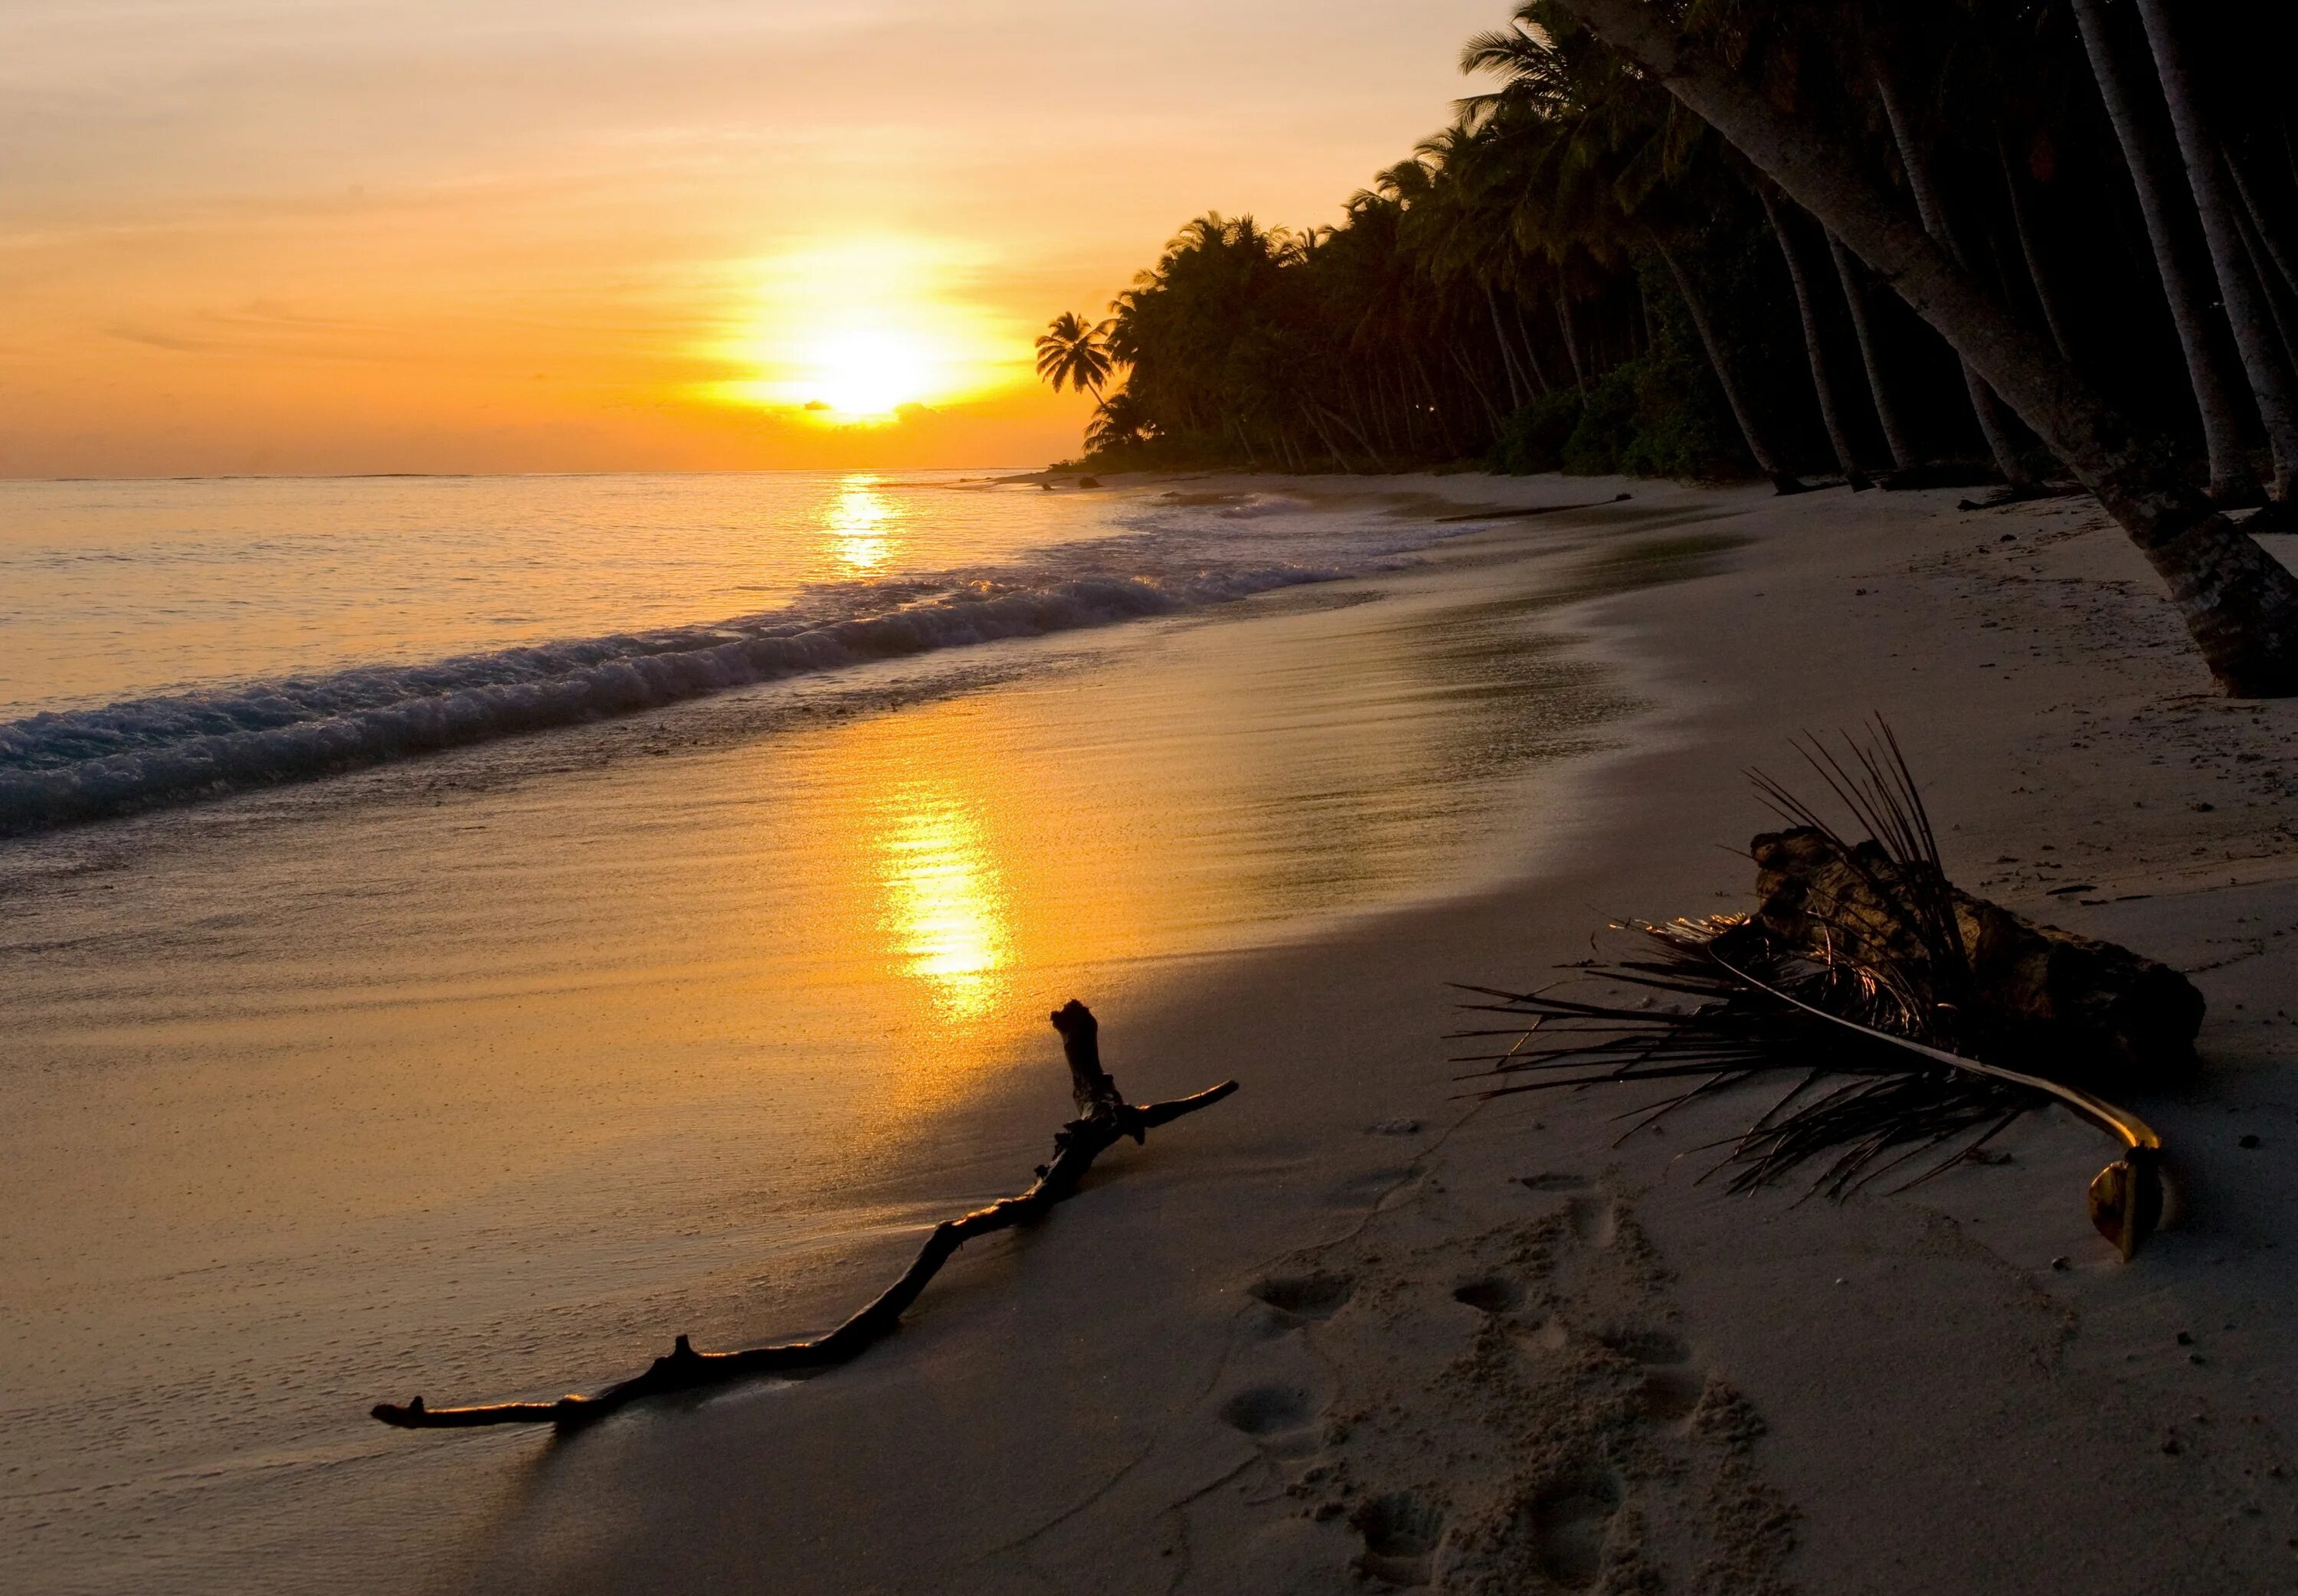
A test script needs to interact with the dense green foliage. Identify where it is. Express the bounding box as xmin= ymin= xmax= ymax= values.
xmin=1043 ymin=2 xmax=2298 ymax=489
